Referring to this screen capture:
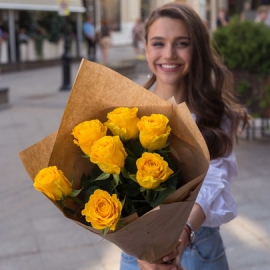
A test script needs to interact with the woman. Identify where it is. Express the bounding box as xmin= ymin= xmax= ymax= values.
xmin=120 ymin=2 xmax=249 ymax=270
